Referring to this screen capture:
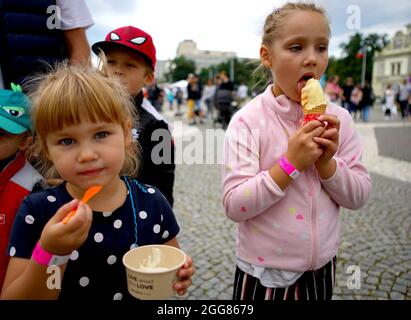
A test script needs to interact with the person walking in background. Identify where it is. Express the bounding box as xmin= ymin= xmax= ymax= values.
xmin=0 ymin=0 xmax=94 ymax=90
xmin=236 ymin=82 xmax=249 ymax=106
xmin=383 ymin=83 xmax=396 ymax=120
xmin=174 ymin=87 xmax=183 ymax=117
xmin=341 ymin=77 xmax=354 ymax=112
xmin=398 ymin=79 xmax=411 ymax=120
xmin=324 ymin=75 xmax=342 ymax=104
xmin=222 ymin=2 xmax=371 ymax=301
xmin=359 ymin=80 xmax=374 ymax=122
xmin=202 ymin=78 xmax=216 ymax=122
xmin=350 ymin=83 xmax=363 ymax=120
xmin=187 ymin=74 xmax=203 ymax=125
xmin=215 ymin=71 xmax=234 ymax=129
xmin=147 ymin=81 xmax=164 ymax=113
